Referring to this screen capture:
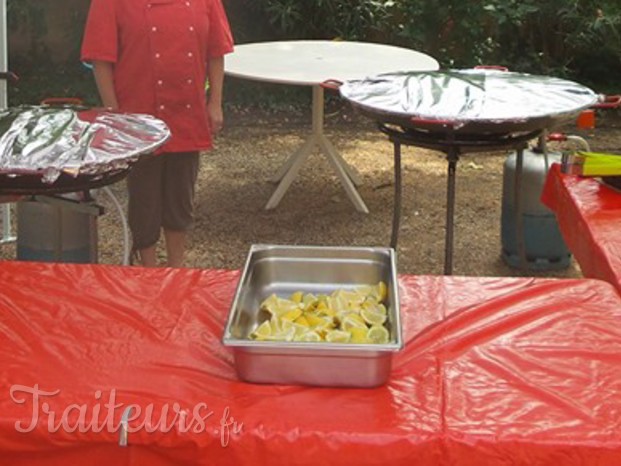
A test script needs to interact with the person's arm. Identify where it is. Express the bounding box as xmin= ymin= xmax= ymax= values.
xmin=206 ymin=56 xmax=225 ymax=134
xmin=92 ymin=60 xmax=119 ymax=110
